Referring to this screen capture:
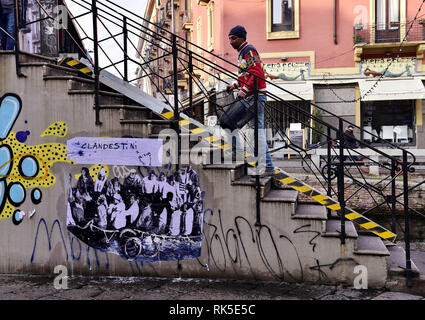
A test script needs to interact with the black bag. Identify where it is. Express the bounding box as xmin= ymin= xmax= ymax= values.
xmin=218 ymin=96 xmax=256 ymax=131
